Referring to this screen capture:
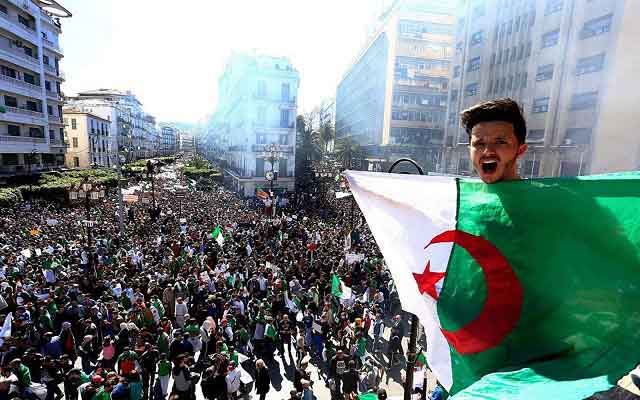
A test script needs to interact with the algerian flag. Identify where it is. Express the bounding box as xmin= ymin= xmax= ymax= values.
xmin=331 ymin=274 xmax=352 ymax=301
xmin=265 ymin=323 xmax=278 ymax=341
xmin=357 ymin=393 xmax=378 ymax=400
xmin=345 ymin=170 xmax=640 ymax=398
xmin=211 ymin=225 xmax=224 ymax=247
